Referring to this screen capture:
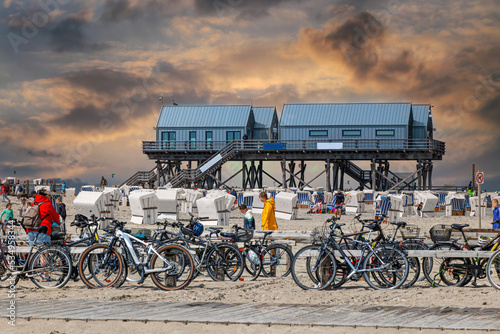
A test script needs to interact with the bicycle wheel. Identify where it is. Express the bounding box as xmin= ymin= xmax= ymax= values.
xmin=363 ymin=245 xmax=409 ymax=290
xmin=331 ymin=241 xmax=359 ymax=289
xmin=403 ymin=240 xmax=430 ymax=284
xmin=438 ymin=257 xmax=470 ymax=286
xmin=291 ymin=245 xmax=336 ymax=290
xmin=206 ymin=244 xmax=244 ymax=282
xmin=423 ymin=243 xmax=460 ymax=287
xmin=487 ymin=249 xmax=500 ymax=290
xmin=261 ymin=244 xmax=293 ymax=278
xmin=78 ymin=244 xmax=124 ymax=289
xmin=29 ymin=246 xmax=72 ymax=289
xmin=0 ymin=257 xmax=20 ymax=288
xmin=150 ymin=244 xmax=194 ymax=290
xmin=399 ymin=241 xmax=424 ymax=288
xmin=243 ymin=246 xmax=262 ymax=280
